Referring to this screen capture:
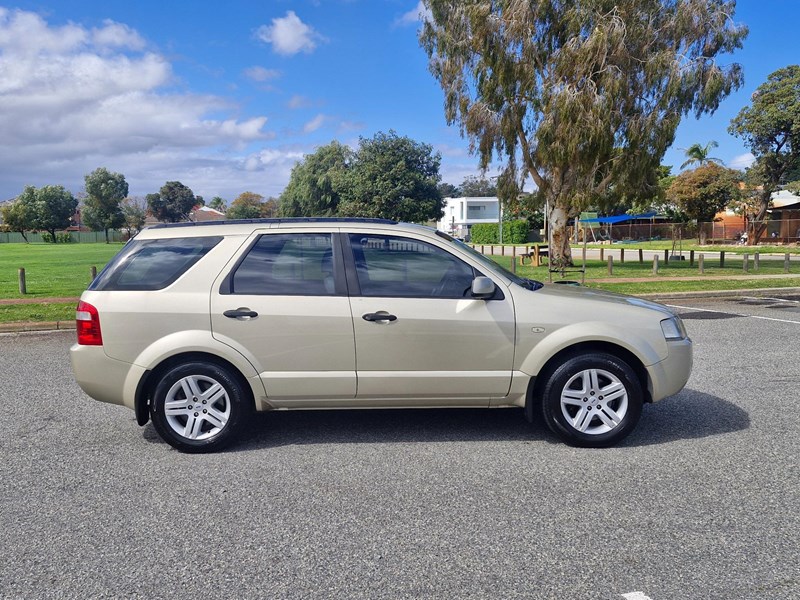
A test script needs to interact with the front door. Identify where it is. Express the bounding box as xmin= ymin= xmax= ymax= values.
xmin=211 ymin=229 xmax=356 ymax=405
xmin=345 ymin=232 xmax=515 ymax=404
